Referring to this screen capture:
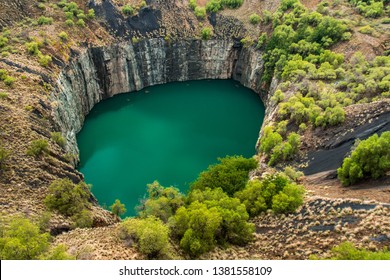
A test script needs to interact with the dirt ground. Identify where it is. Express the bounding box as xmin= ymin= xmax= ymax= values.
xmin=304 ymin=171 xmax=390 ymax=204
